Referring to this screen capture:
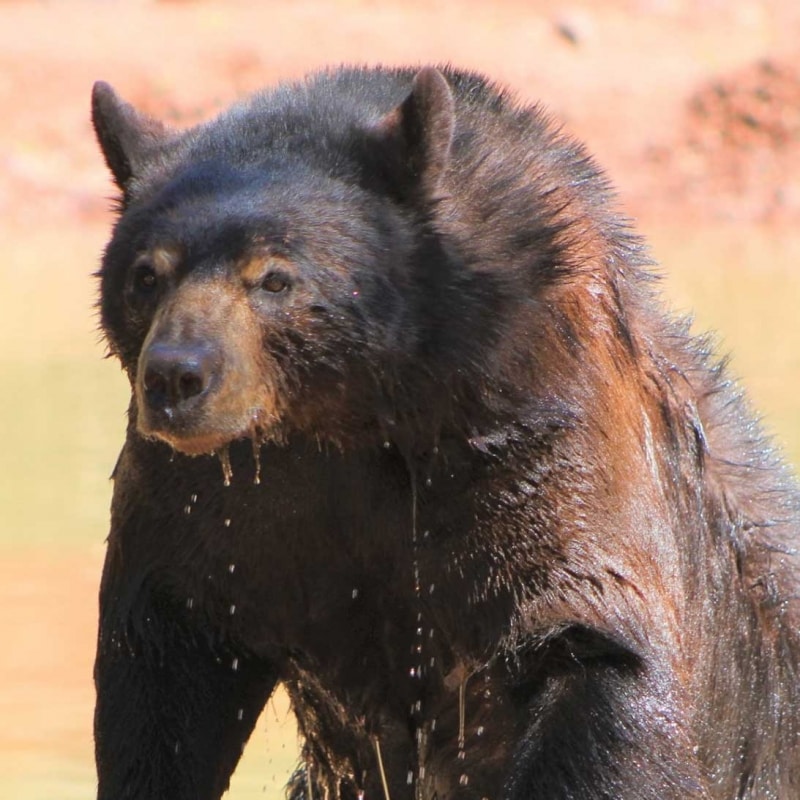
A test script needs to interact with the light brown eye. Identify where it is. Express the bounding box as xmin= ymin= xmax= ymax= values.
xmin=260 ymin=271 xmax=290 ymax=294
